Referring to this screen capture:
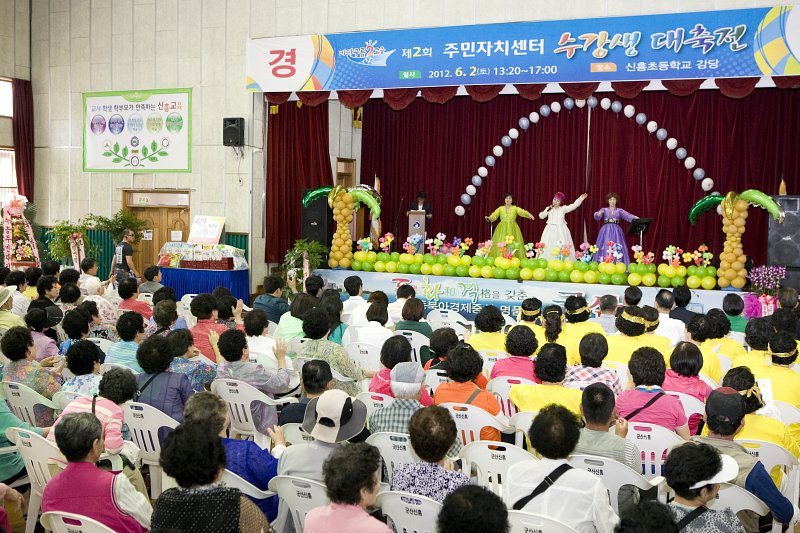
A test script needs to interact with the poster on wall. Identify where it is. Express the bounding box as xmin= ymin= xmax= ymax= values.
xmin=247 ymin=6 xmax=800 ymax=92
xmin=83 ymin=88 xmax=192 ymax=172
